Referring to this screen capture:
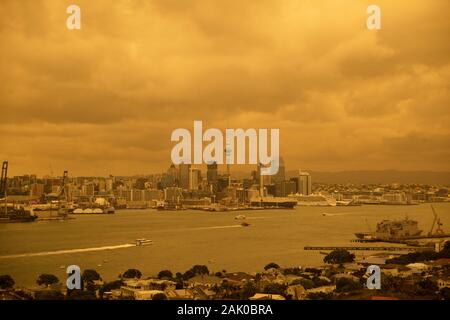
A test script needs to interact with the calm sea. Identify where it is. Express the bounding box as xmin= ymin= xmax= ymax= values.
xmin=0 ymin=203 xmax=449 ymax=287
